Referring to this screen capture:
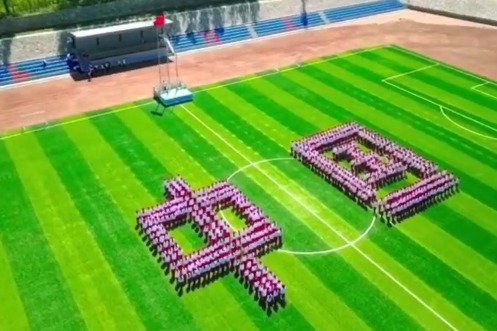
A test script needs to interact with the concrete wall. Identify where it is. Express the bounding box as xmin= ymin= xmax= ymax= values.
xmin=0 ymin=0 xmax=240 ymax=35
xmin=400 ymin=0 xmax=497 ymax=24
xmin=0 ymin=0 xmax=376 ymax=64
